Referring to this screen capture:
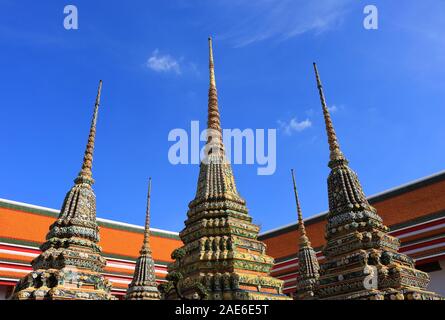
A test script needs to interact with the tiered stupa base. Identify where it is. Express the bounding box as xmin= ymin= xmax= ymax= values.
xmin=126 ymin=285 xmax=160 ymax=300
xmin=168 ymin=272 xmax=289 ymax=300
xmin=317 ymin=233 xmax=444 ymax=300
xmin=166 ymin=204 xmax=292 ymax=301
xmin=13 ymin=267 xmax=115 ymax=300
xmin=322 ymin=289 xmax=442 ymax=300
